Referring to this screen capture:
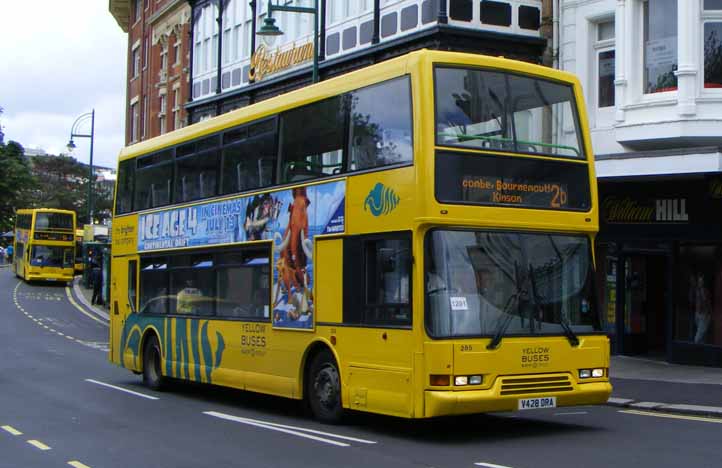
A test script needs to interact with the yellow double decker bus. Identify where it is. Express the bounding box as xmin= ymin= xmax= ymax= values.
xmin=110 ymin=50 xmax=611 ymax=422
xmin=13 ymin=208 xmax=76 ymax=283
